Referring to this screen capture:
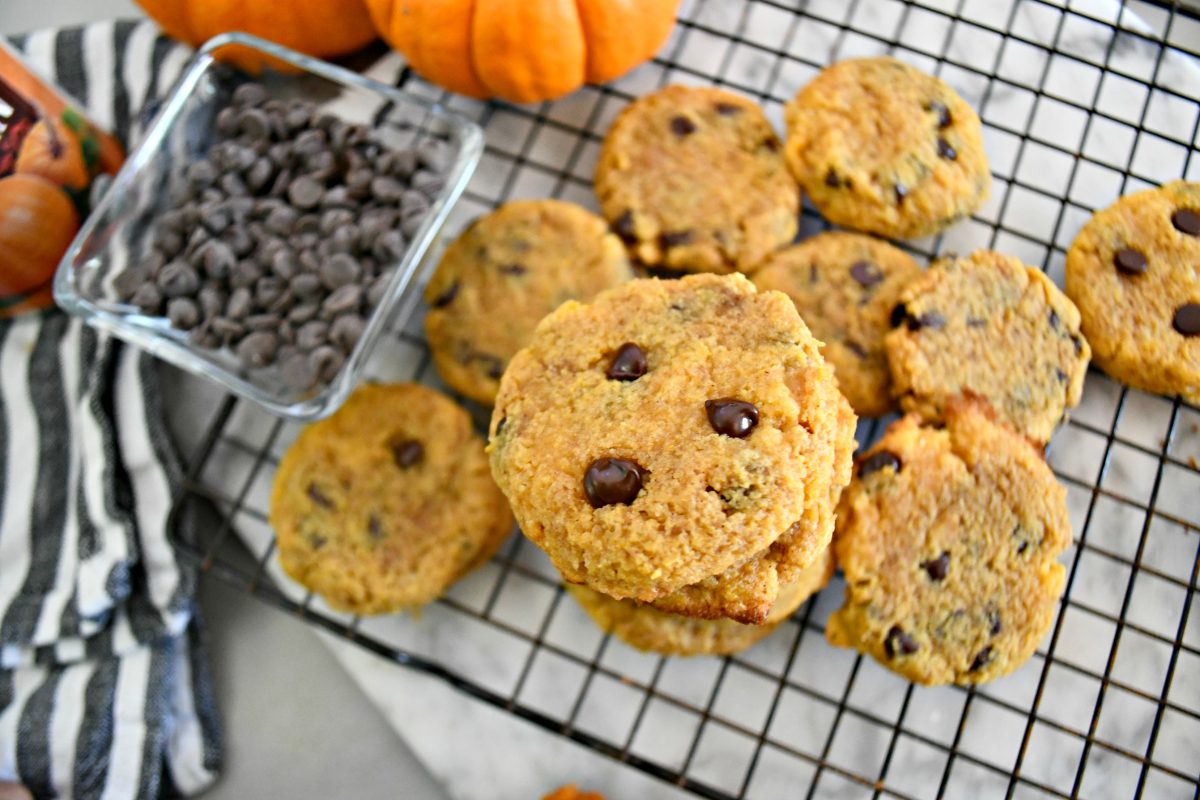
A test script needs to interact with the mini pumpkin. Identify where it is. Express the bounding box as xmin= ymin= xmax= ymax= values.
xmin=364 ymin=0 xmax=681 ymax=103
xmin=135 ymin=0 xmax=379 ymax=72
xmin=0 ymin=174 xmax=80 ymax=299
xmin=15 ymin=117 xmax=90 ymax=190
